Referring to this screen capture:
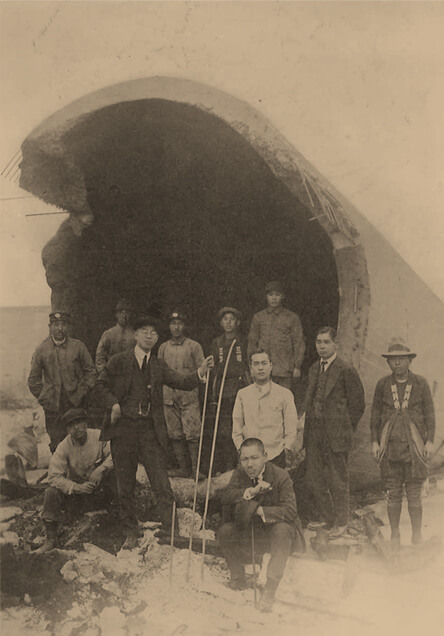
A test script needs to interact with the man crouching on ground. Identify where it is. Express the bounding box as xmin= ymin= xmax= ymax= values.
xmin=36 ymin=408 xmax=114 ymax=553
xmin=218 ymin=438 xmax=305 ymax=612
